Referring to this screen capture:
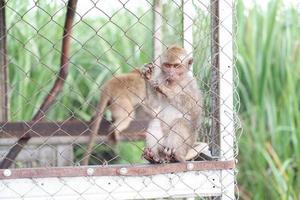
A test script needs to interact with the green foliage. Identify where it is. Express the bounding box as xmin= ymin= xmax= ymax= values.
xmin=116 ymin=141 xmax=146 ymax=164
xmin=6 ymin=0 xmax=153 ymax=121
xmin=193 ymin=7 xmax=212 ymax=141
xmin=6 ymin=0 xmax=153 ymax=165
xmin=162 ymin=0 xmax=183 ymax=45
xmin=236 ymin=0 xmax=300 ymax=199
